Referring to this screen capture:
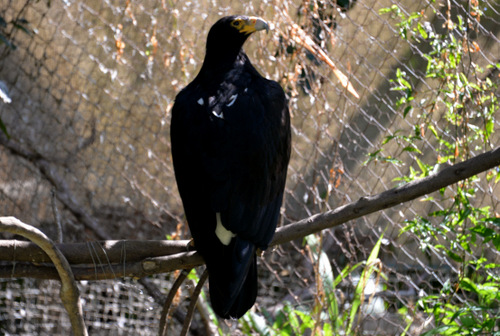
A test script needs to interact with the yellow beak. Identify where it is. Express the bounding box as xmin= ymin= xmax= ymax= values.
xmin=238 ymin=16 xmax=270 ymax=35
